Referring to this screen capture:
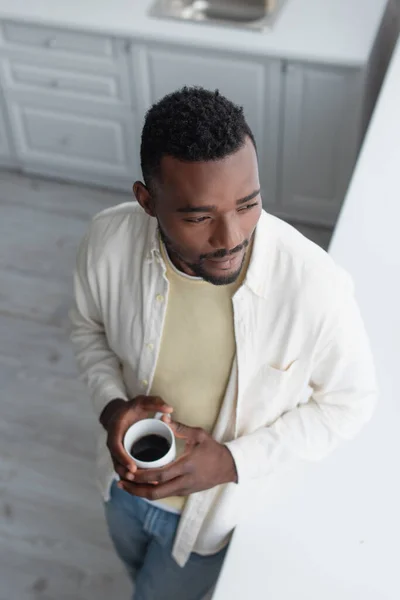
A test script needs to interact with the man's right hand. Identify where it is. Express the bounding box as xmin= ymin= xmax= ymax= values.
xmin=100 ymin=395 xmax=173 ymax=483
